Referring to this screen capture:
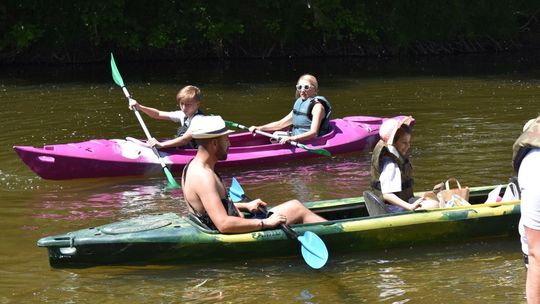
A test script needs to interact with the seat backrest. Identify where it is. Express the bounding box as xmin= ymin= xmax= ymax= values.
xmin=363 ymin=191 xmax=389 ymax=216
xmin=187 ymin=213 xmax=214 ymax=231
